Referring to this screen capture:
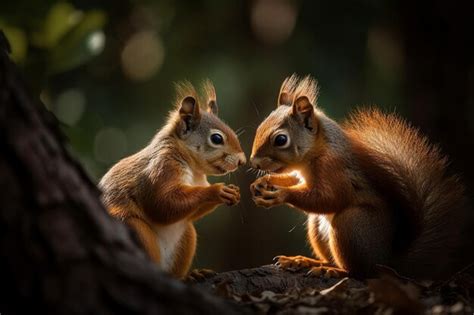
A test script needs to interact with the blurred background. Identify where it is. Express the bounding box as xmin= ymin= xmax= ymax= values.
xmin=1 ymin=0 xmax=473 ymax=272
